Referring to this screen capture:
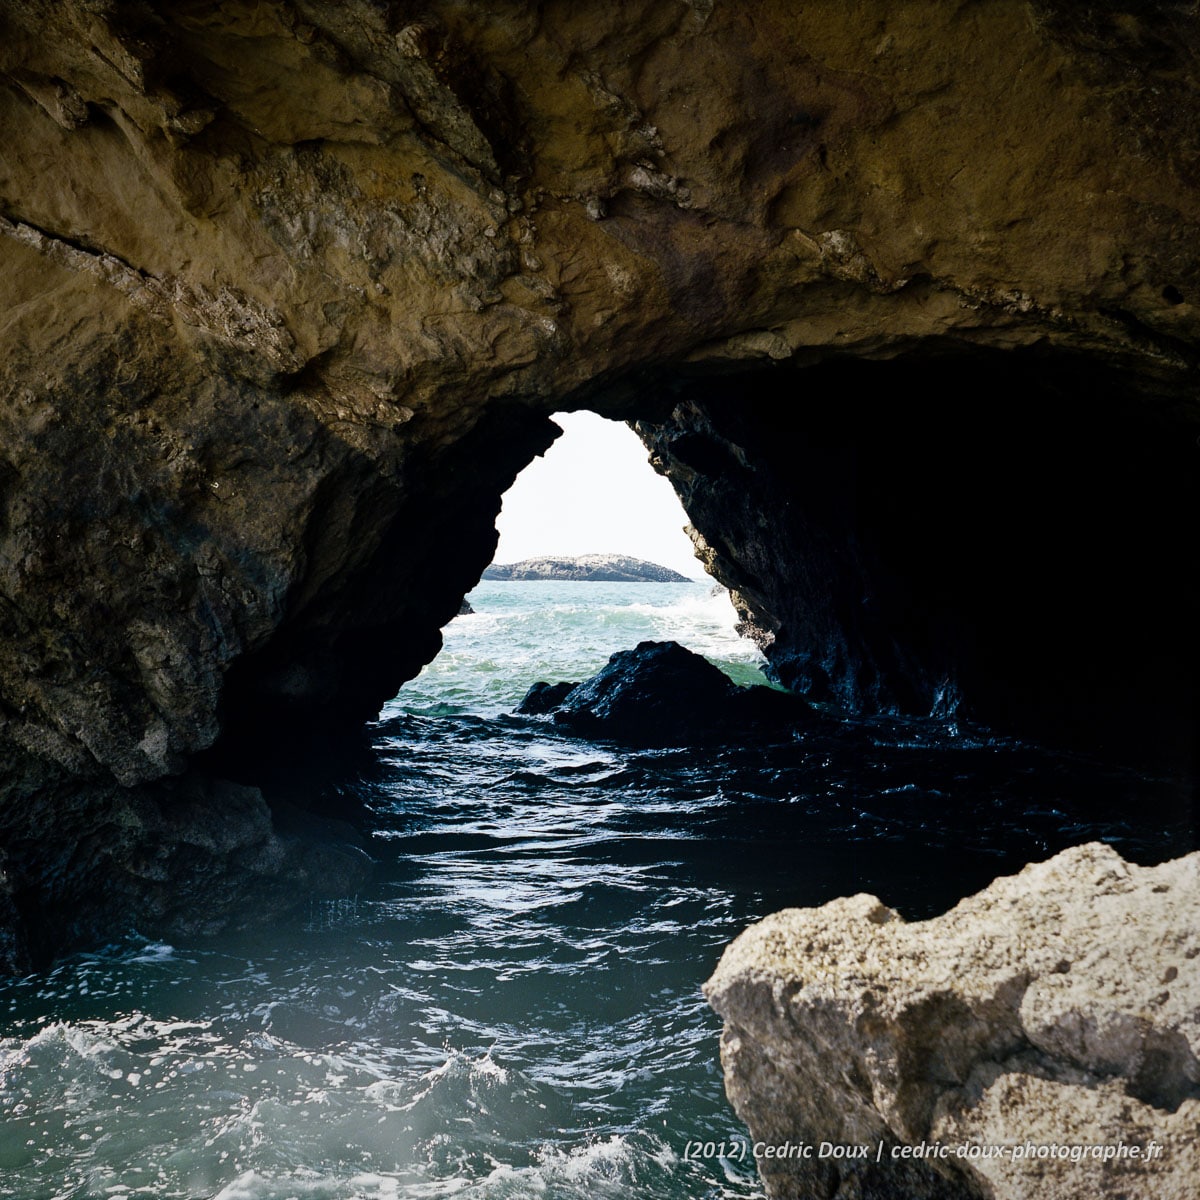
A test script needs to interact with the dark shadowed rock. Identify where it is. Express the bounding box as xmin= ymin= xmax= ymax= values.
xmin=517 ymin=680 xmax=579 ymax=715
xmin=457 ymin=599 xmax=475 ymax=616
xmin=0 ymin=770 xmax=374 ymax=973
xmin=525 ymin=640 xmax=813 ymax=744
